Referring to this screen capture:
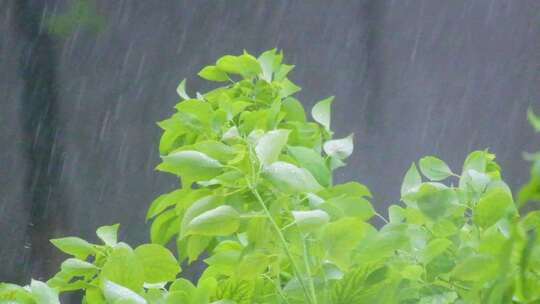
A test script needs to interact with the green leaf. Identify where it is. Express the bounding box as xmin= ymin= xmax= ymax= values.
xmin=311 ymin=96 xmax=334 ymax=131
xmin=474 ymin=188 xmax=513 ymax=228
xmin=176 ymin=79 xmax=189 ymax=100
xmin=462 ymin=150 xmax=490 ymax=173
xmin=101 ymin=244 xmax=144 ymax=293
xmin=282 ymin=97 xmax=306 ymax=122
xmin=134 ymin=244 xmax=180 ymax=283
xmin=451 ymin=254 xmax=498 ymax=282
xmin=527 ymin=106 xmax=540 ymax=132
xmin=213 ymin=278 xmax=254 ymax=304
xmin=415 ymin=184 xmax=457 ymax=220
xmin=288 ymin=145 xmax=331 ymax=186
xmin=522 ymin=210 xmax=540 ymax=231
xmin=198 ymin=66 xmax=229 ymax=82
xmin=274 ymin=64 xmax=294 ymax=81
xmin=401 ymin=163 xmax=421 ymax=197
xmin=321 ymin=182 xmax=372 ymax=199
xmin=263 ymin=161 xmax=323 ymax=193
xmin=181 ymin=195 xmax=222 ymax=238
xmin=255 ymin=129 xmax=290 ymax=166
xmin=355 ymin=228 xmax=408 ymax=265
xmin=147 ymin=189 xmax=186 ymax=221
xmin=150 ymin=209 xmax=179 ymax=245
xmin=418 ymin=156 xmax=453 ymax=181
xmin=61 ymin=258 xmax=98 ymax=274
xmin=419 ymin=292 xmax=458 ymax=304
xmin=211 ymin=300 xmax=236 ymax=304
xmin=388 ymin=205 xmax=406 ymax=223
xmin=101 ymin=280 xmax=147 ymax=304
xmin=50 ymin=237 xmax=96 ymax=260
xmin=160 ymin=150 xmax=222 ymax=182
xmin=321 ymin=218 xmax=371 ymax=270
xmin=460 ymin=169 xmax=491 ymax=193
xmin=257 ymin=48 xmax=282 ymax=82
xmin=222 ymin=126 xmax=240 ymax=142
xmin=169 ymin=278 xmax=196 ymax=297
xmin=401 ymin=265 xmax=424 ymax=281
xmin=422 ymin=238 xmax=452 ymax=264
xmin=278 ymin=78 xmax=301 ymax=98
xmin=430 ymin=219 xmax=458 ymax=238
xmin=30 ymin=280 xmax=60 ymax=304
xmin=96 ymin=224 xmax=119 ymax=246
xmin=292 ymin=210 xmax=329 ymax=232
xmin=186 ymin=206 xmax=240 ymax=236
xmin=192 ymin=140 xmax=239 ymax=163
xmin=216 ymin=53 xmax=261 ymax=78
xmin=322 ymin=195 xmax=375 ymax=221
xmin=323 ymin=134 xmax=354 ymax=159
xmin=186 ymin=235 xmax=212 ymax=263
